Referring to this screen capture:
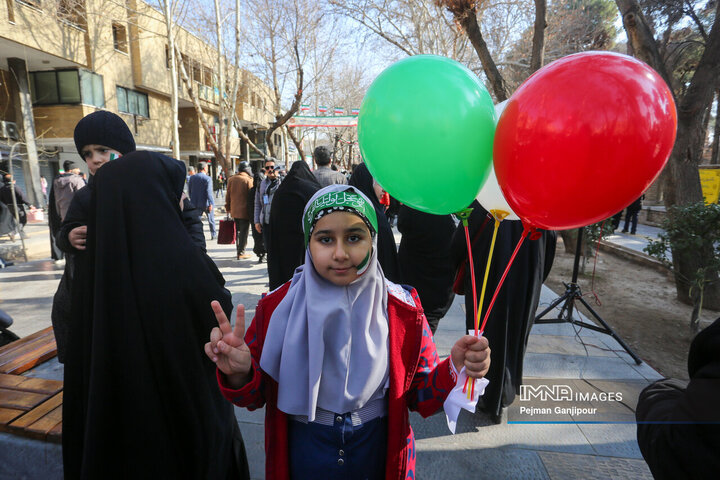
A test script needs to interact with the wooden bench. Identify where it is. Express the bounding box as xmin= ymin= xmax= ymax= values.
xmin=0 ymin=326 xmax=57 ymax=375
xmin=0 ymin=373 xmax=63 ymax=443
xmin=0 ymin=327 xmax=62 ymax=442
